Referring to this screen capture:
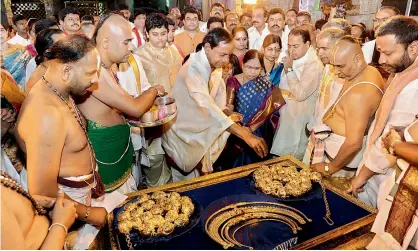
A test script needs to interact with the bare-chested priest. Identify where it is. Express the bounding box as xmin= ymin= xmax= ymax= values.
xmin=15 ymin=35 xmax=107 ymax=229
xmin=78 ymin=14 xmax=165 ymax=194
xmin=306 ymin=36 xmax=384 ymax=177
